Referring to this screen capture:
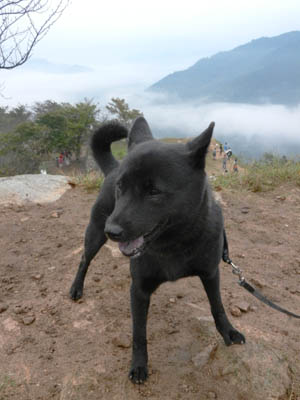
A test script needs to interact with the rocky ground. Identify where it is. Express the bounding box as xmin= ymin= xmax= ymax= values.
xmin=0 ymin=161 xmax=300 ymax=399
